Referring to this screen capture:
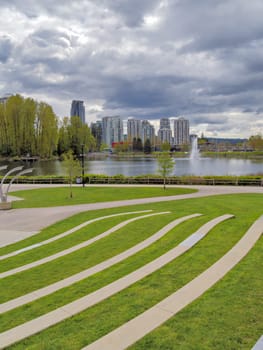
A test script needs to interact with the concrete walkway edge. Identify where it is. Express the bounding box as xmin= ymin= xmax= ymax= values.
xmin=83 ymin=215 xmax=263 ymax=350
xmin=0 ymin=212 xmax=169 ymax=279
xmin=0 ymin=213 xmax=201 ymax=313
xmin=0 ymin=210 xmax=152 ymax=260
xmin=0 ymin=215 xmax=233 ymax=349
